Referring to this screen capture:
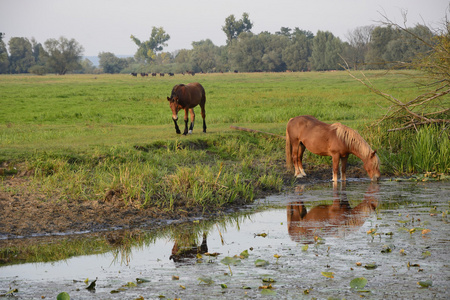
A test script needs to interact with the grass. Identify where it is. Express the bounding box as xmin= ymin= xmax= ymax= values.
xmin=0 ymin=71 xmax=448 ymax=211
